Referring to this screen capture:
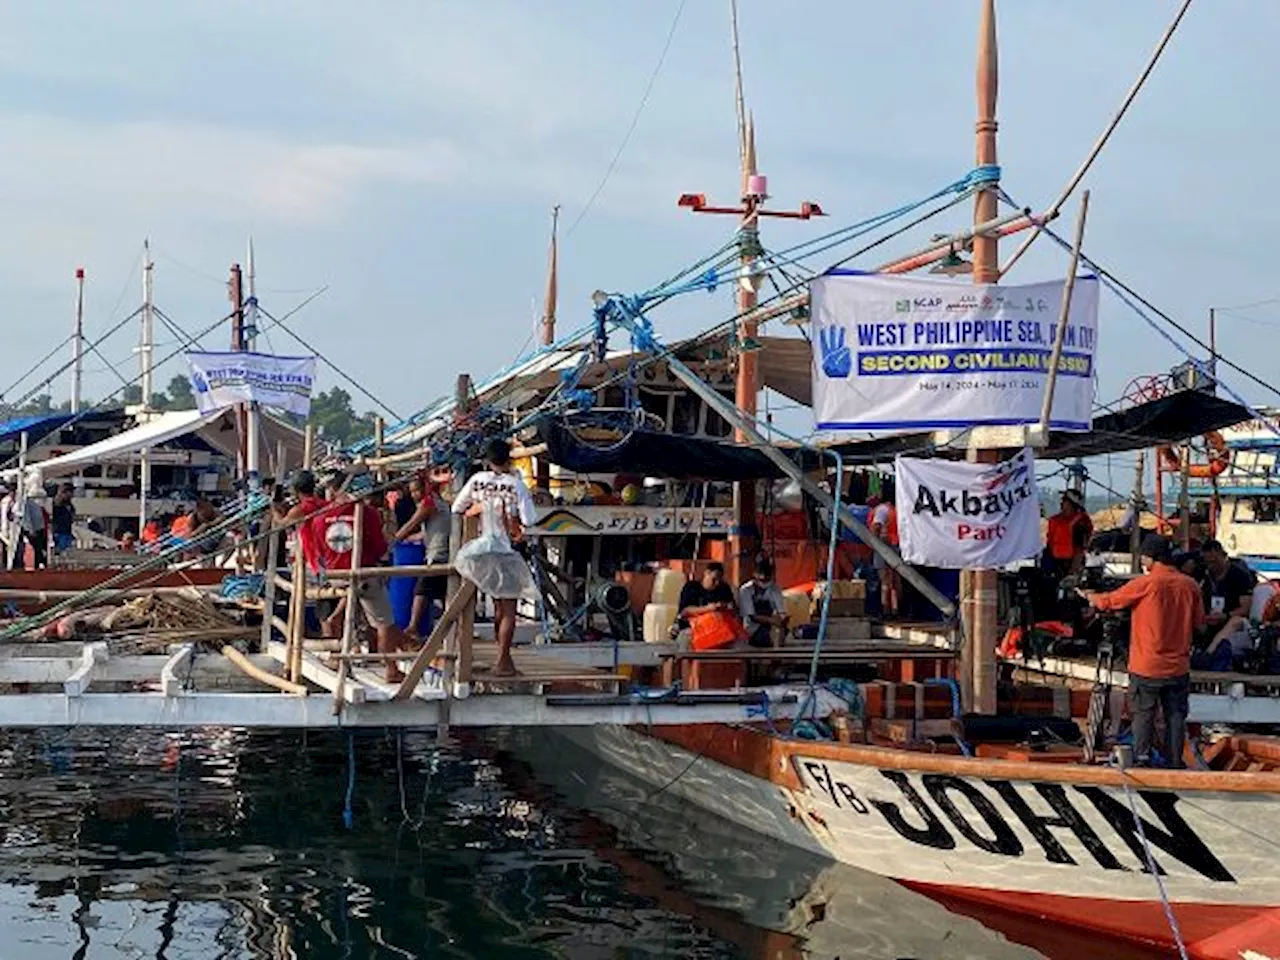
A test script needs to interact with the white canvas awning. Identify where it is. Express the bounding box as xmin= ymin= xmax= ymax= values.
xmin=29 ymin=408 xmax=228 ymax=480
